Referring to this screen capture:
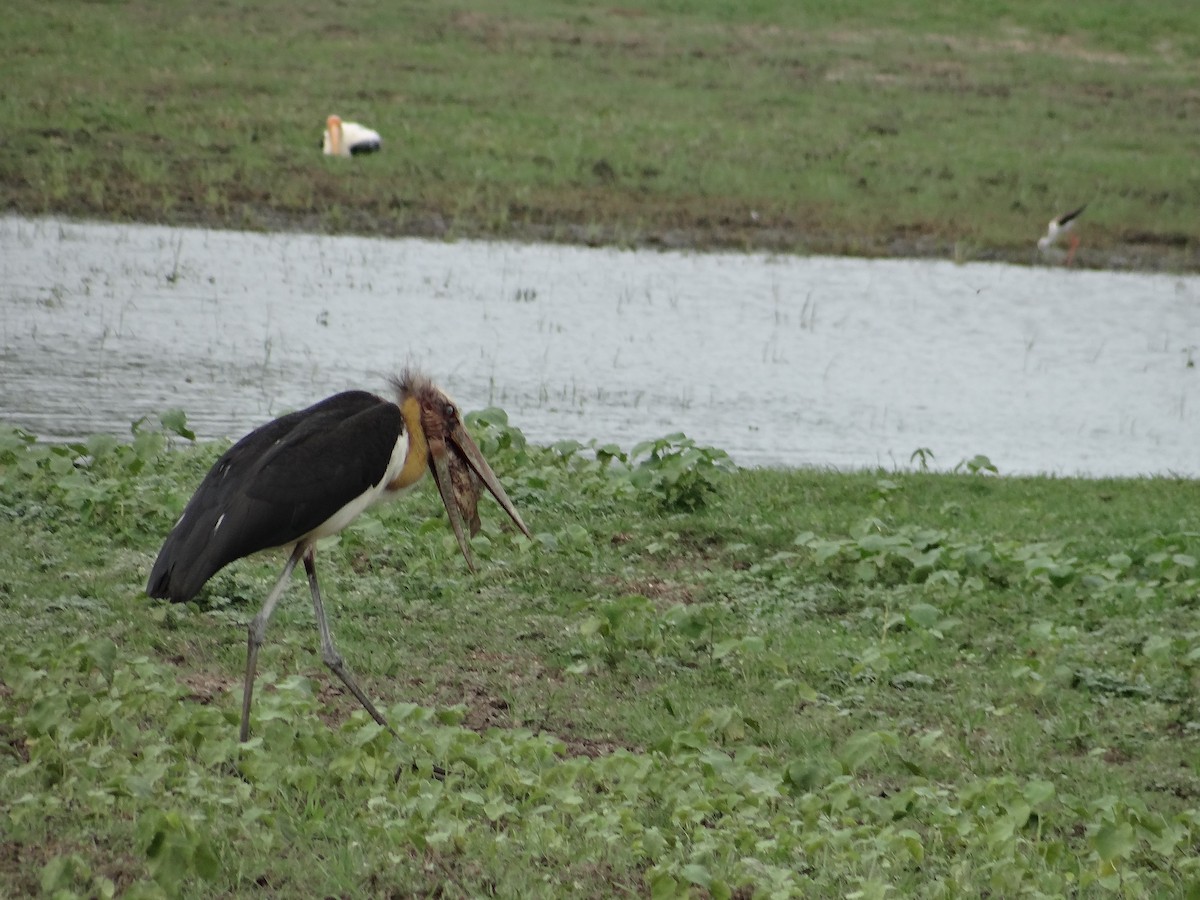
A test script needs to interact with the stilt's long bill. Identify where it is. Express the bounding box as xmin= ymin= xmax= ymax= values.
xmin=147 ymin=371 xmax=530 ymax=743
